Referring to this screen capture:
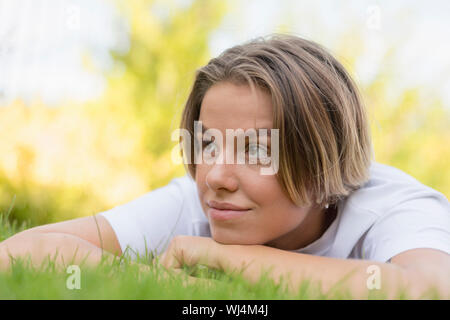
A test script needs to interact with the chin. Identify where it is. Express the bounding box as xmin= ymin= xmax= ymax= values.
xmin=210 ymin=228 xmax=263 ymax=245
